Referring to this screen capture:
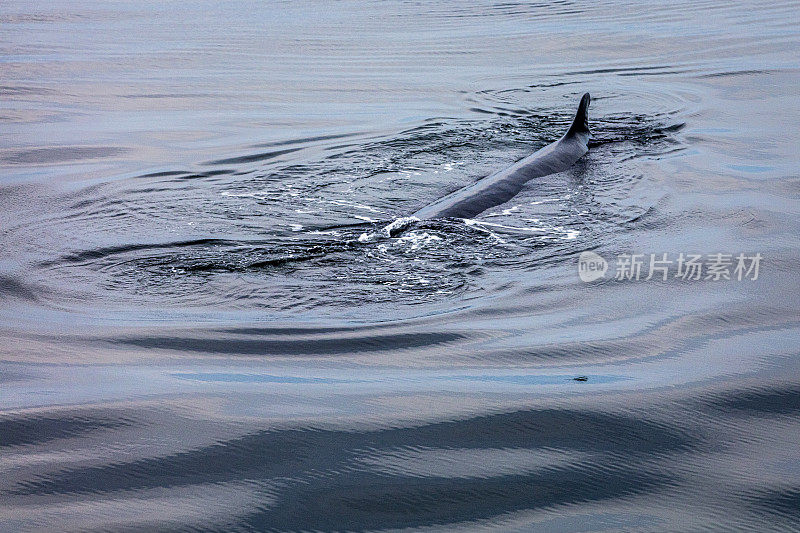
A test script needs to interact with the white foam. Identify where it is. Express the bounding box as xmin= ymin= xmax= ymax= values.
xmin=382 ymin=216 xmax=420 ymax=237
xmin=397 ymin=231 xmax=442 ymax=250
